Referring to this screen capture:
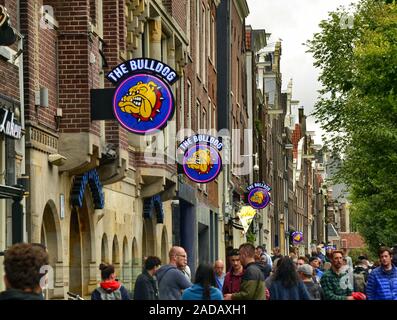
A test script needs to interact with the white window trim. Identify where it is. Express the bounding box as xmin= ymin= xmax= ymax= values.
xmin=196 ymin=99 xmax=201 ymax=132
xmin=187 ymin=80 xmax=192 ymax=130
xmin=196 ymin=0 xmax=200 ymax=74
xmin=180 ymin=74 xmax=185 ymax=131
